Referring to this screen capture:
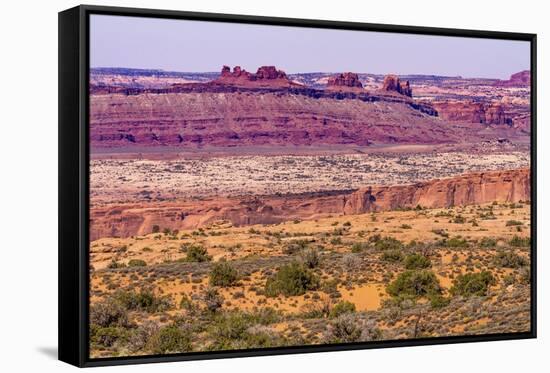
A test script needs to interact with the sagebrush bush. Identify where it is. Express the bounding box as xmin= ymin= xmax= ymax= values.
xmin=330 ymin=301 xmax=356 ymax=318
xmin=386 ymin=270 xmax=441 ymax=298
xmin=90 ymin=299 xmax=129 ymax=328
xmin=185 ymin=245 xmax=212 ymax=262
xmin=282 ymin=239 xmax=309 ymax=255
xmin=373 ymin=237 xmax=403 ymax=251
xmin=127 ymin=259 xmax=147 ymax=267
xmin=114 ymin=289 xmax=172 ymax=313
xmin=509 ymin=235 xmax=530 ymax=247
xmin=439 ymin=236 xmax=469 ymax=248
xmin=429 ymin=294 xmax=450 ymax=309
xmin=209 ymin=261 xmax=239 ymax=286
xmin=208 ymin=309 xmax=281 ymax=350
xmin=492 ymin=251 xmax=528 ymax=268
xmin=265 ymin=262 xmax=320 ymax=297
xmin=90 ymin=326 xmax=129 ymax=348
xmin=479 ymin=237 xmax=497 ymax=247
xmin=450 ymin=271 xmax=495 ymax=297
xmin=204 ymin=287 xmax=224 ymax=312
xmin=381 ymin=249 xmax=404 ymax=263
xmin=146 ymin=325 xmax=192 ymax=354
xmin=404 ymin=254 xmax=431 ymax=269
xmin=299 ymin=248 xmax=320 ymax=268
